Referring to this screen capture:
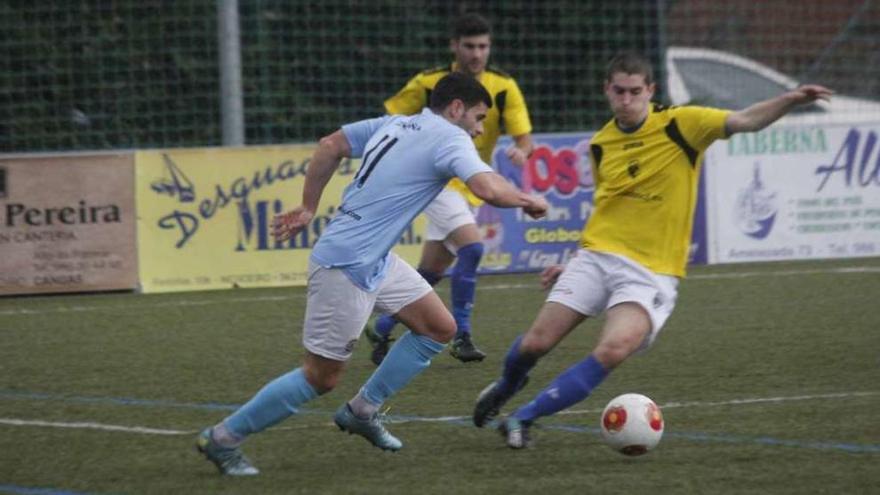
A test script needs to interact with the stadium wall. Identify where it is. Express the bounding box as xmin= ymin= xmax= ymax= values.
xmin=2 ymin=121 xmax=878 ymax=296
